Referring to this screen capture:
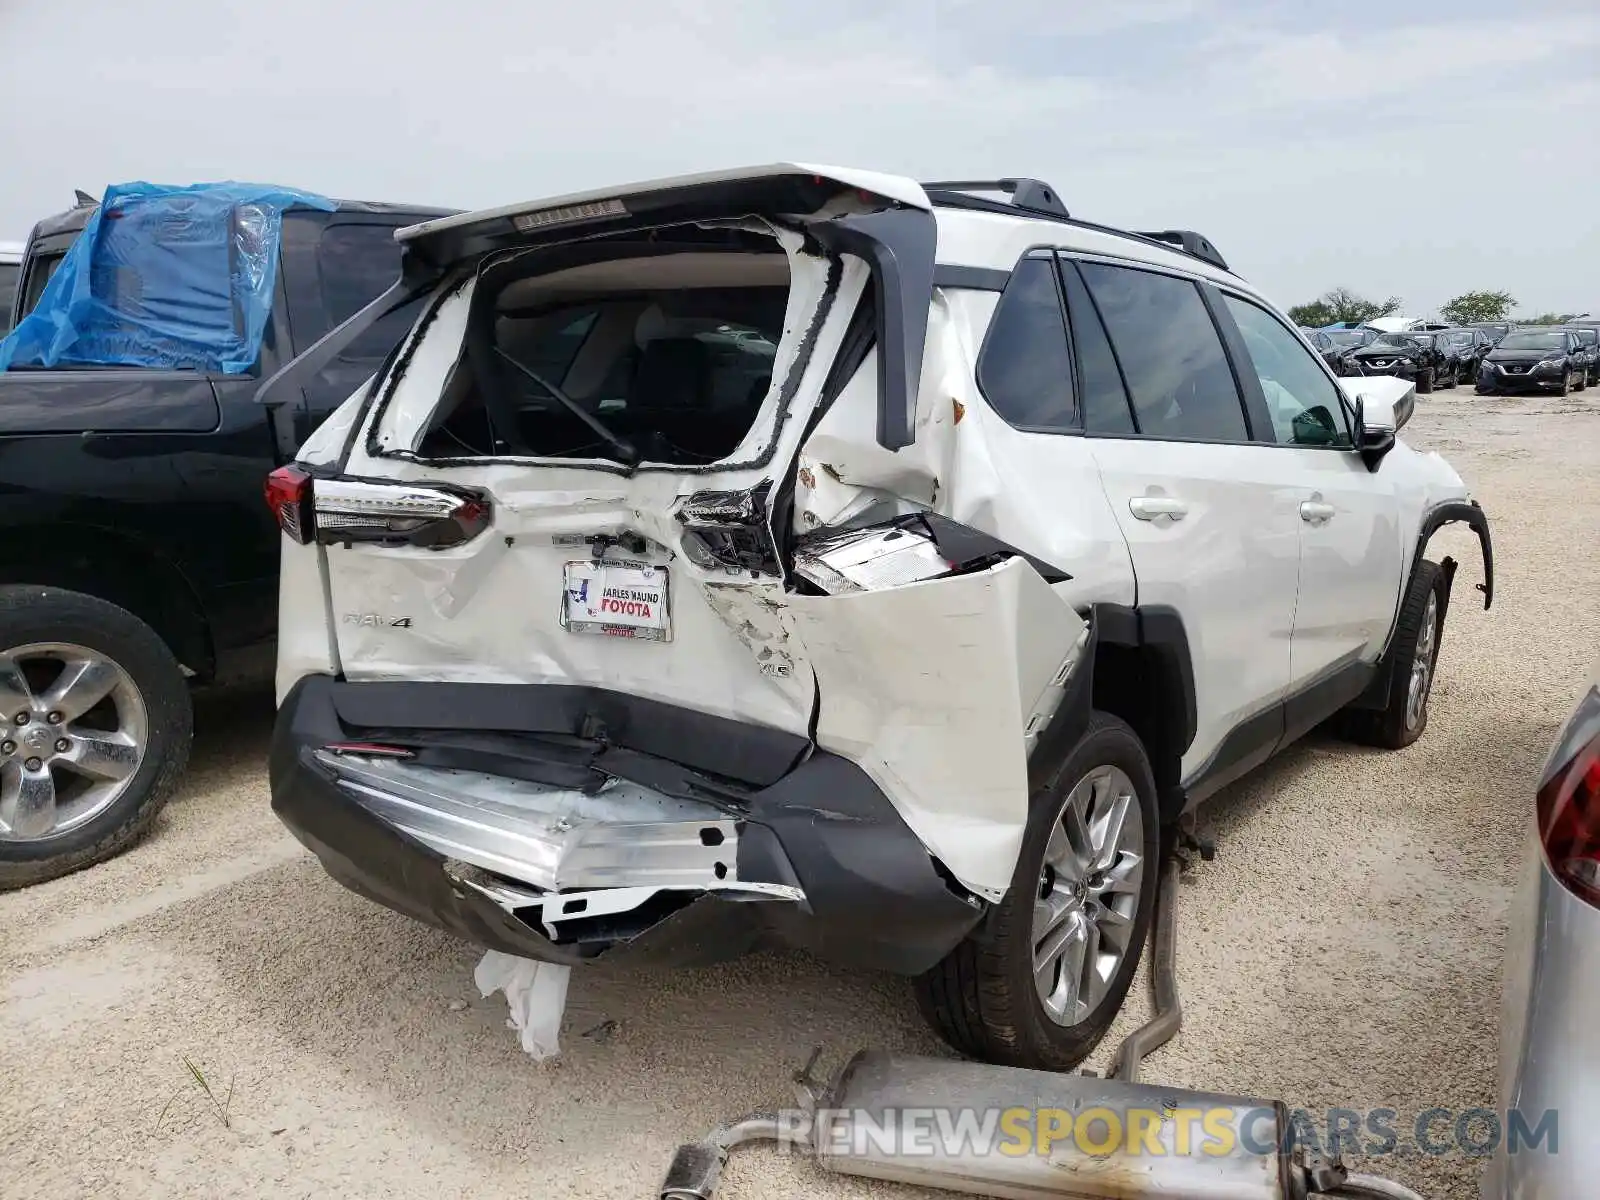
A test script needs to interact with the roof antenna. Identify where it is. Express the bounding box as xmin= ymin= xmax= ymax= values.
xmin=74 ymin=189 xmax=98 ymax=207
